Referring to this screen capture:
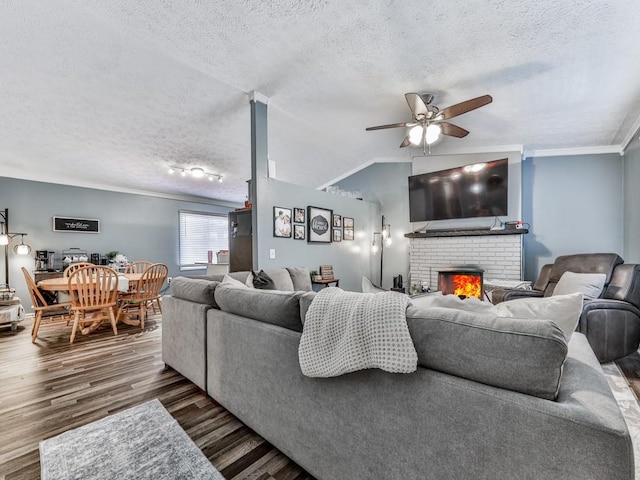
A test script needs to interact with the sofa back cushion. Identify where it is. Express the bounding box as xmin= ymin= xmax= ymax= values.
xmin=263 ymin=269 xmax=295 ymax=291
xmin=406 ymin=305 xmax=568 ymax=400
xmin=169 ymin=277 xmax=219 ymax=307
xmin=286 ymin=267 xmax=313 ymax=291
xmin=544 ymin=253 xmax=623 ymax=296
xmin=214 ymin=284 xmax=304 ymax=332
